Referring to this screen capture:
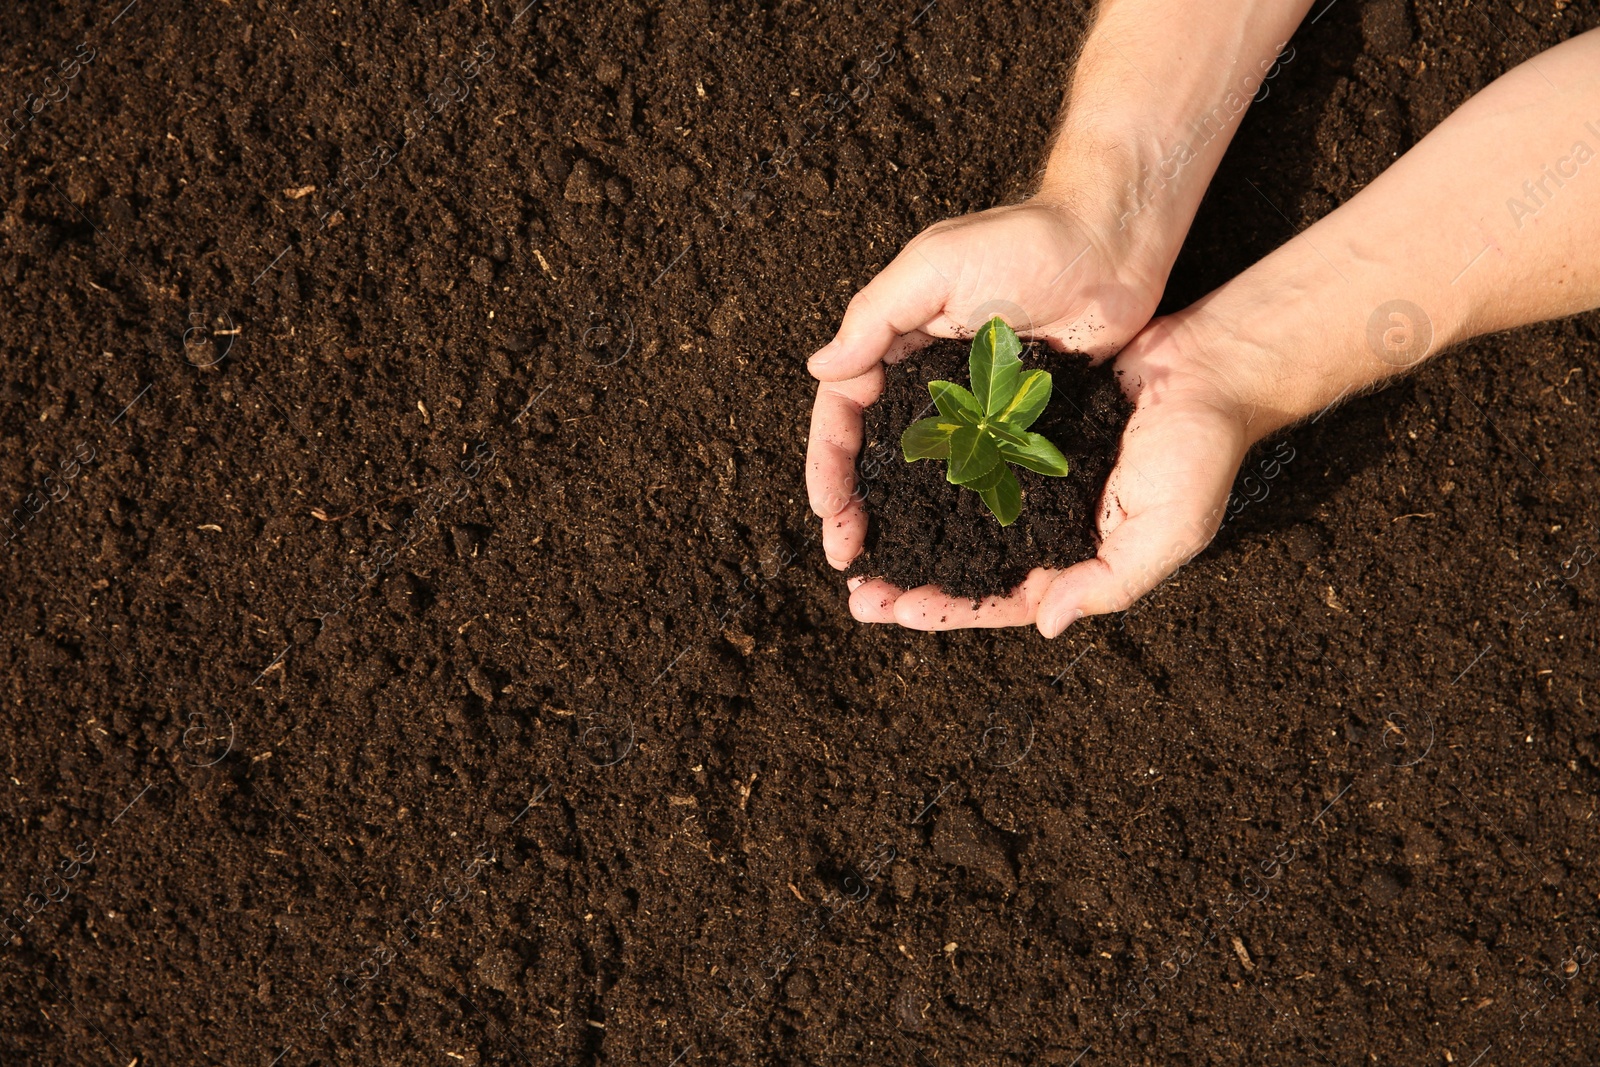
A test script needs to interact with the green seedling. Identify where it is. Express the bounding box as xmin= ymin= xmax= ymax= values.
xmin=899 ymin=317 xmax=1070 ymax=526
